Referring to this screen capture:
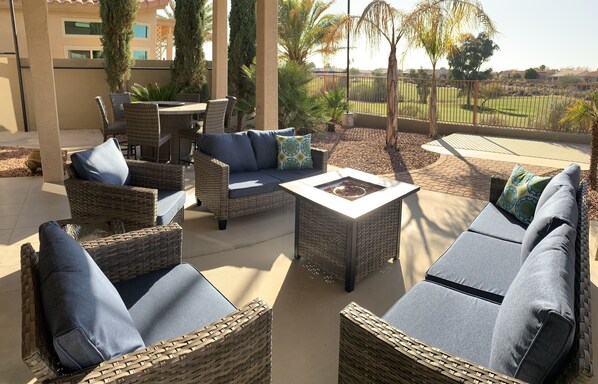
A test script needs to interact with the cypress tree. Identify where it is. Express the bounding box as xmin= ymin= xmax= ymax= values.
xmin=228 ymin=0 xmax=256 ymax=129
xmin=172 ymin=0 xmax=207 ymax=92
xmin=100 ymin=0 xmax=138 ymax=92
